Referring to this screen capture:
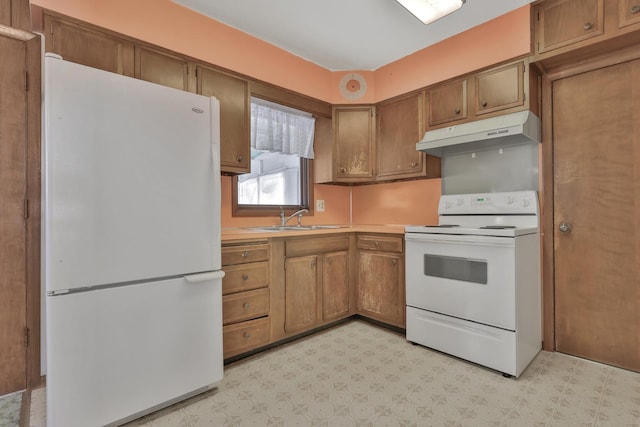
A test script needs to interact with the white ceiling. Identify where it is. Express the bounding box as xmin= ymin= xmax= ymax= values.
xmin=172 ymin=0 xmax=534 ymax=71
